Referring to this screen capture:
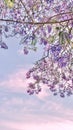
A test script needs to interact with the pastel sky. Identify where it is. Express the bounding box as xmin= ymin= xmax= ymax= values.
xmin=0 ymin=36 xmax=73 ymax=130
